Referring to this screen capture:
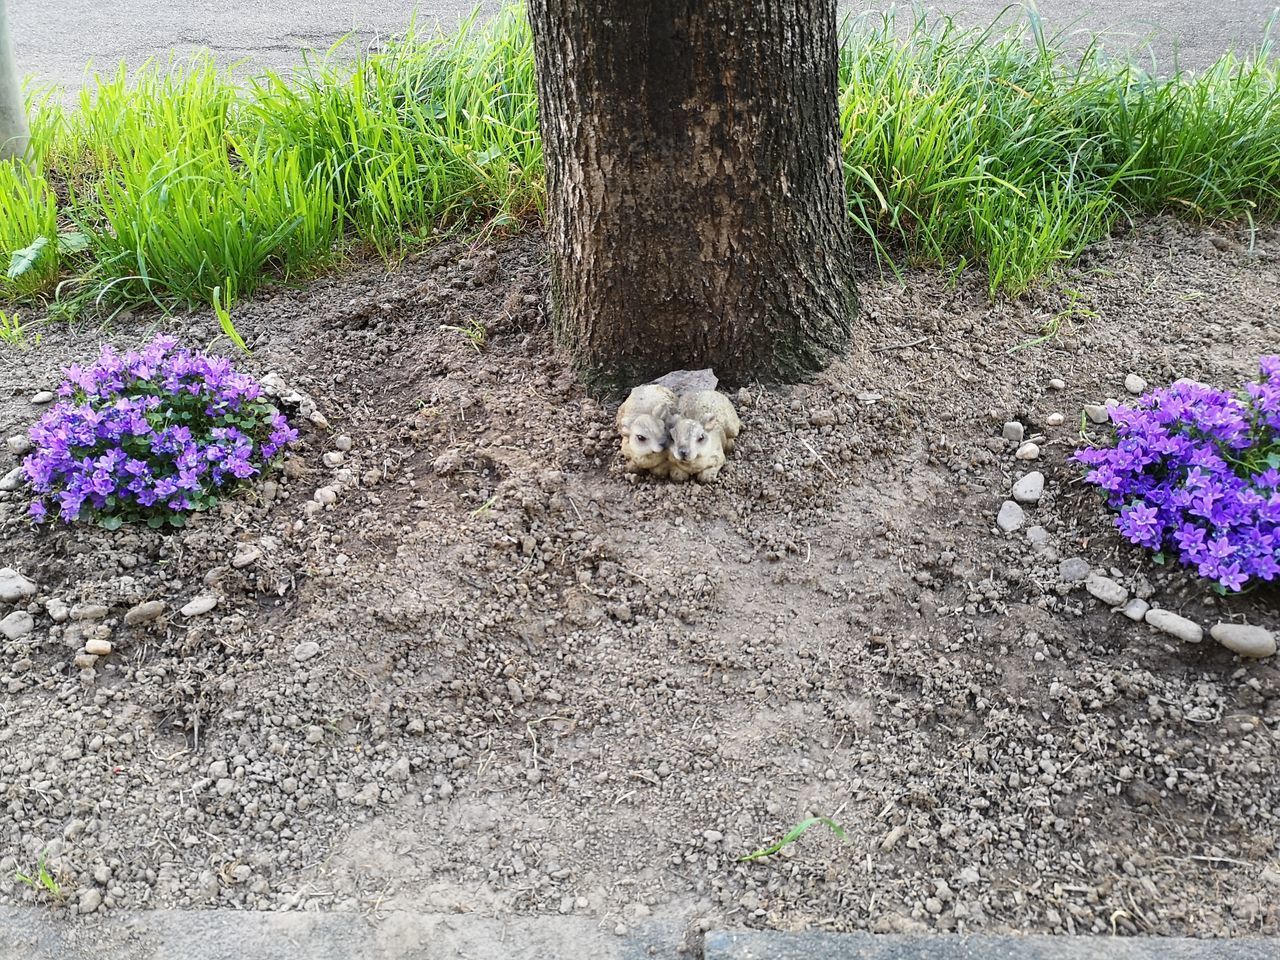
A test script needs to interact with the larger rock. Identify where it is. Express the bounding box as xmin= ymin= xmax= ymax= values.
xmin=996 ymin=501 xmax=1025 ymax=533
xmin=1057 ymin=558 xmax=1090 ymax=583
xmin=1011 ymin=472 xmax=1044 ymax=505
xmin=124 ymin=600 xmax=166 ymax=626
xmin=0 ymin=568 xmax=37 ymax=603
xmin=1145 ymin=608 xmax=1203 ymax=643
xmin=0 ymin=466 xmax=24 ymax=491
xmin=1210 ymin=623 xmax=1276 ymax=659
xmin=1085 ymin=575 xmax=1127 ymax=607
xmin=0 ymin=611 xmax=34 ymax=640
xmin=652 ymin=368 xmax=717 ymax=395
